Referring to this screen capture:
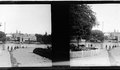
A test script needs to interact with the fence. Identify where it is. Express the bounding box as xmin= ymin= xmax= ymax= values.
xmin=70 ymin=49 xmax=101 ymax=58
